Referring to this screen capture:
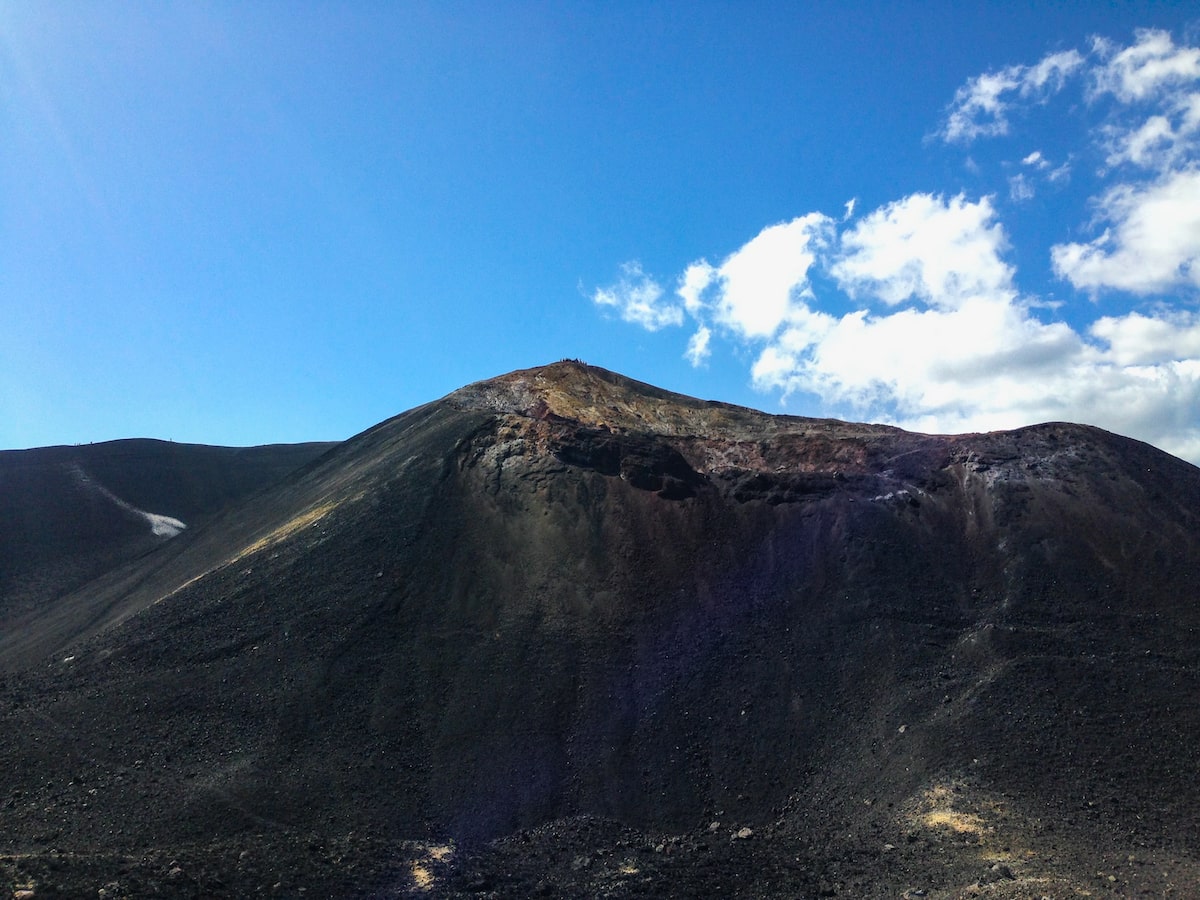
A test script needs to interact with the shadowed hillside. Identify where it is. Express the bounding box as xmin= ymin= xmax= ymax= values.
xmin=0 ymin=439 xmax=335 ymax=660
xmin=1 ymin=362 xmax=1198 ymax=897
